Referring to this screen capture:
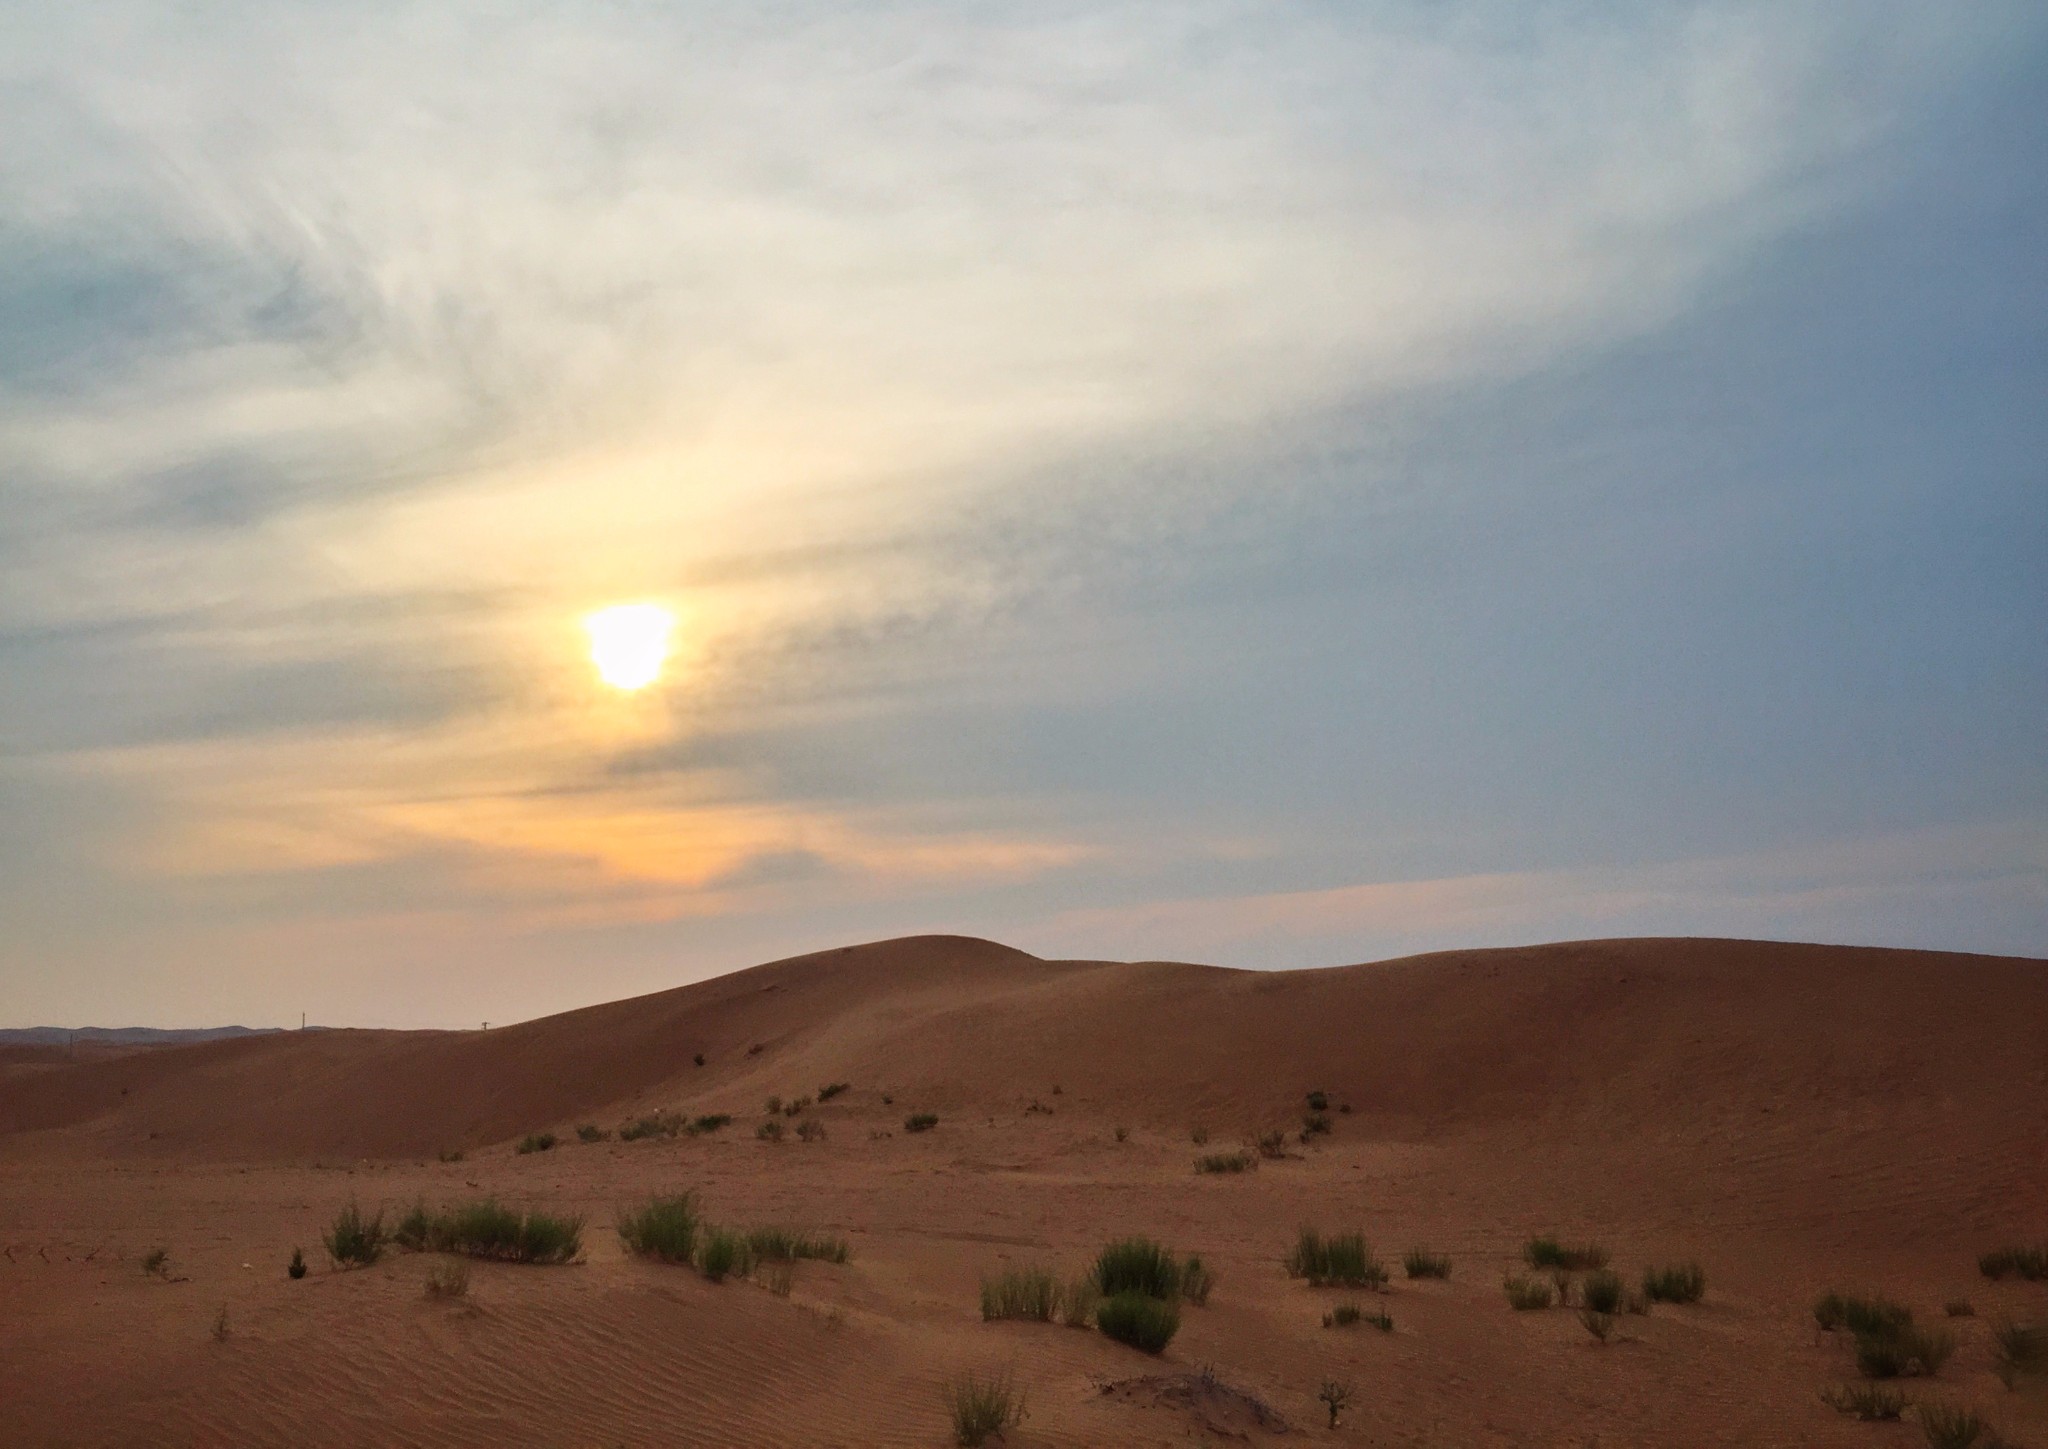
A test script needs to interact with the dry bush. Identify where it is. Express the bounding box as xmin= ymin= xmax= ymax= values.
xmin=424 ymin=1259 xmax=471 ymax=1299
xmin=945 ymin=1368 xmax=1025 ymax=1447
